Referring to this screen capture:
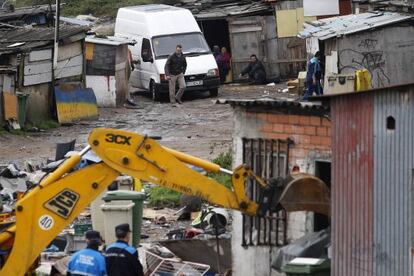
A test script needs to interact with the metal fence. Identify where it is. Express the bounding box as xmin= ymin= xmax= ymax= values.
xmin=241 ymin=138 xmax=292 ymax=247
